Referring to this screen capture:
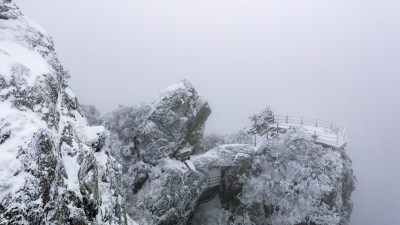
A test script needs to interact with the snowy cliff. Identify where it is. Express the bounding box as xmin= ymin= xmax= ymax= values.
xmin=0 ymin=1 xmax=126 ymax=224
